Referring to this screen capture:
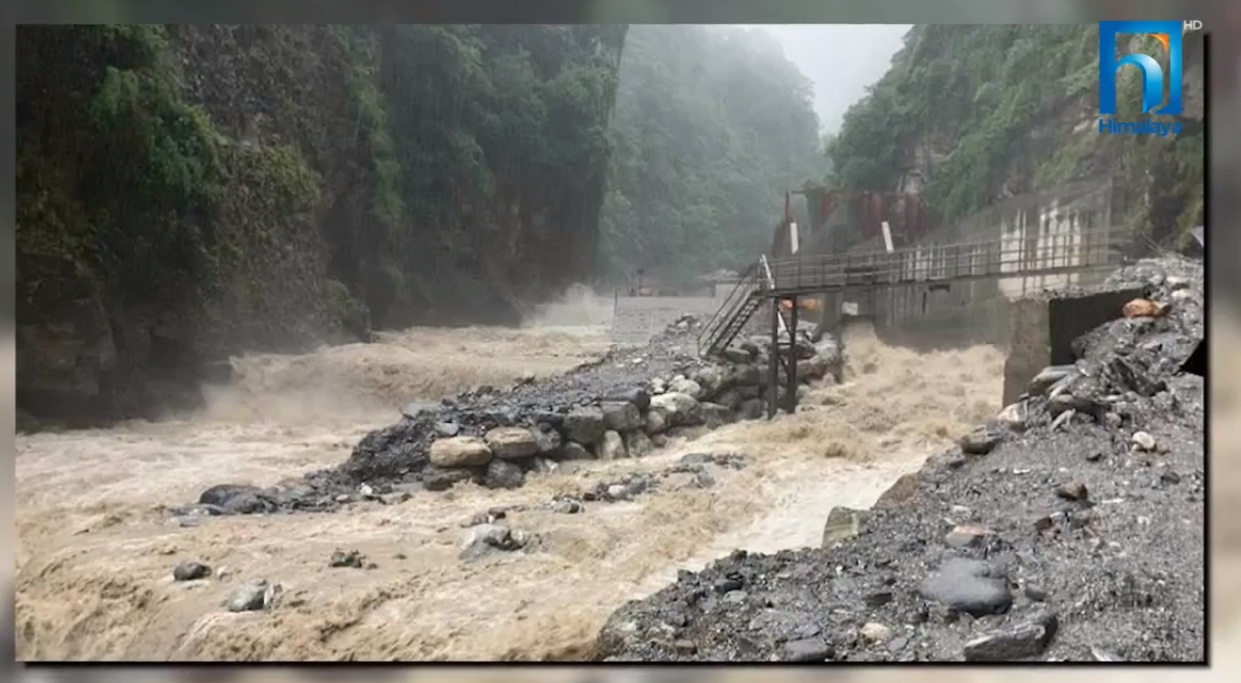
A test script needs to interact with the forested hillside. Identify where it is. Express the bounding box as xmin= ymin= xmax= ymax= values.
xmin=16 ymin=24 xmax=627 ymax=421
xmin=597 ymin=25 xmax=824 ymax=279
xmin=826 ymin=25 xmax=1204 ymax=246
